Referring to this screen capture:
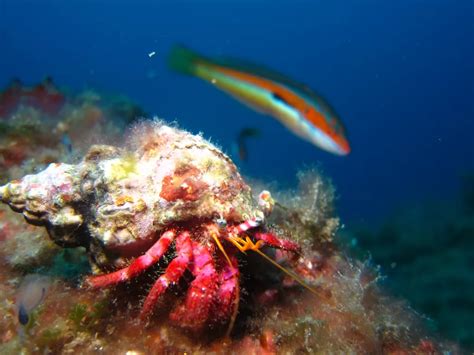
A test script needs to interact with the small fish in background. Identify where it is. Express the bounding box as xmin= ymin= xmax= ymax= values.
xmin=60 ymin=133 xmax=73 ymax=154
xmin=168 ymin=45 xmax=350 ymax=156
xmin=16 ymin=274 xmax=51 ymax=327
xmin=236 ymin=127 xmax=261 ymax=161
